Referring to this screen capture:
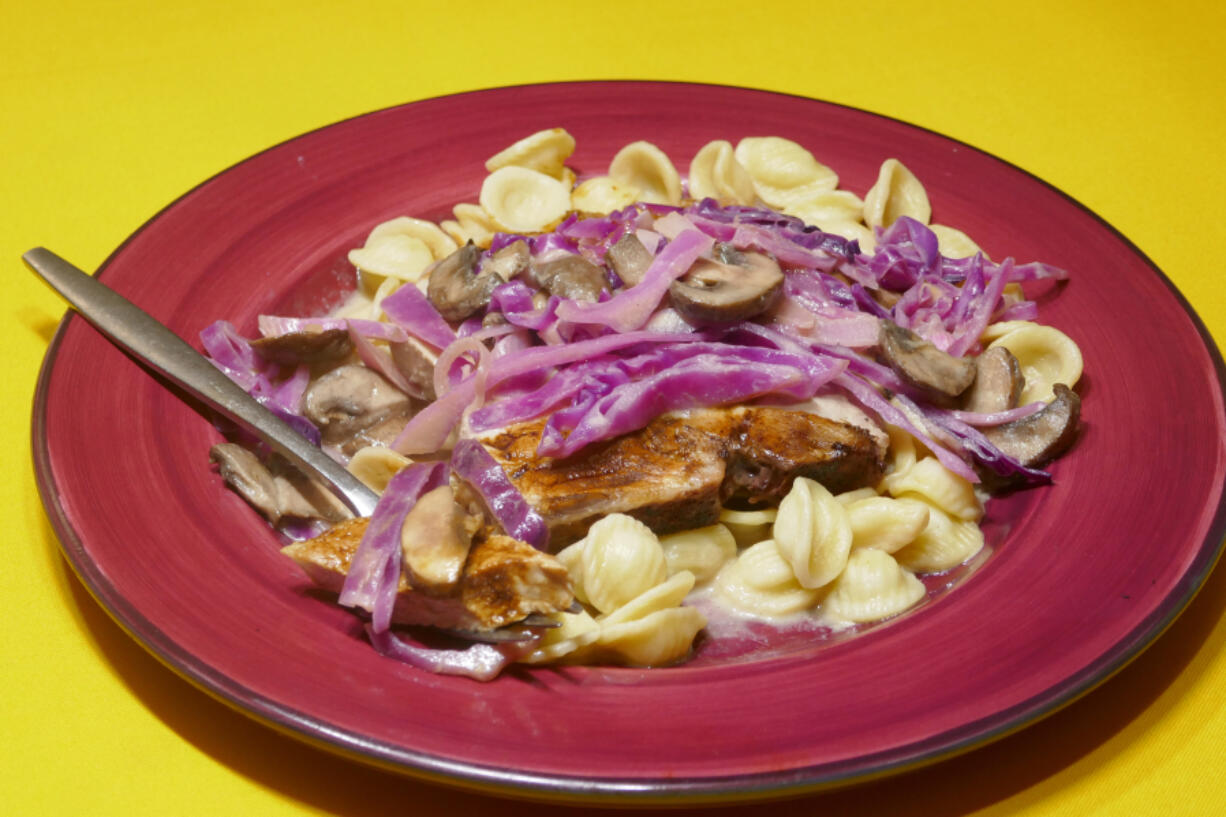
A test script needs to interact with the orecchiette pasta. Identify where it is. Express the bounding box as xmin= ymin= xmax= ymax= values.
xmin=688 ymin=140 xmax=756 ymax=206
xmin=772 ymin=477 xmax=854 ymax=589
xmin=608 ymin=141 xmax=683 ymax=206
xmin=713 ymin=539 xmax=821 ymax=618
xmin=823 ymin=547 xmax=926 ymax=624
xmin=846 ymin=496 xmax=931 ymax=554
xmin=441 ymin=202 xmax=500 ymax=249
xmin=894 ymin=507 xmax=985 ymax=573
xmin=987 ymin=322 xmax=1084 ymax=404
xmin=596 ymin=606 xmax=707 ymax=667
xmin=484 ymin=127 xmax=576 ymax=180
xmin=882 ymin=456 xmax=983 ymax=522
xmin=571 ymin=176 xmax=642 ymax=215
xmin=862 ymin=158 xmax=932 ymax=229
xmin=519 ymin=609 xmax=601 ymax=665
xmin=929 ymin=224 xmax=982 ymax=259
xmin=347 ymin=231 xmax=437 ymax=282
xmin=734 ymin=136 xmax=838 ymax=209
xmin=599 ymin=571 xmax=696 ymax=627
xmin=479 ymin=166 xmax=572 ymax=233
xmin=718 ymin=507 xmax=777 ymax=548
xmin=578 ymin=513 xmax=668 ymax=614
xmin=783 ymin=190 xmax=866 ymax=230
xmin=345 ymin=446 xmax=411 ymax=493
xmin=658 ymin=525 xmax=737 ymax=583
